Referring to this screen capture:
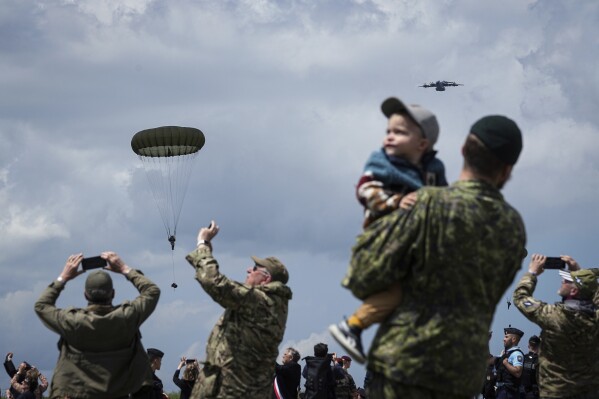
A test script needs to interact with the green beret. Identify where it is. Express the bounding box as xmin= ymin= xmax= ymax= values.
xmin=470 ymin=115 xmax=522 ymax=165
